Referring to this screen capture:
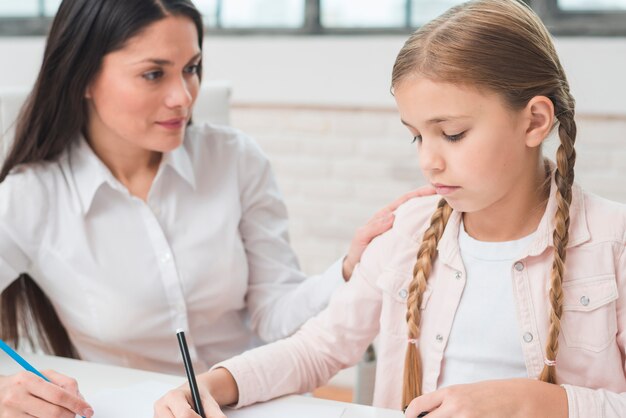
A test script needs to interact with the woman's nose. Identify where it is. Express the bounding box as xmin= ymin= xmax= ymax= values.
xmin=165 ymin=77 xmax=194 ymax=108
